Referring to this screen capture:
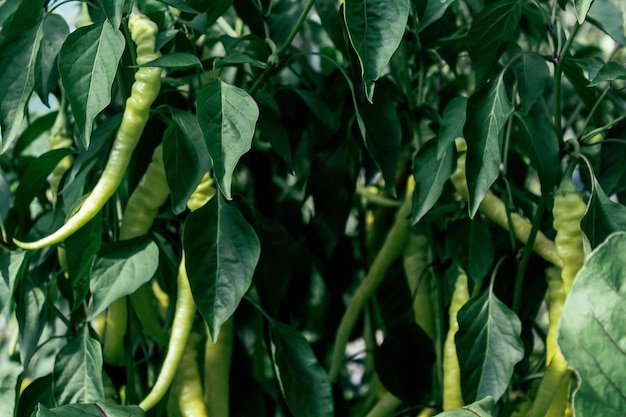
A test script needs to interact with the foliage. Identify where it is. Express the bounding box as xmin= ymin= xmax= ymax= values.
xmin=1 ymin=0 xmax=626 ymax=416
